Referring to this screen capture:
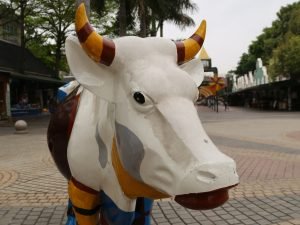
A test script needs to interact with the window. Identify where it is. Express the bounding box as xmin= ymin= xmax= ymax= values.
xmin=2 ymin=22 xmax=19 ymax=43
xmin=3 ymin=23 xmax=17 ymax=36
